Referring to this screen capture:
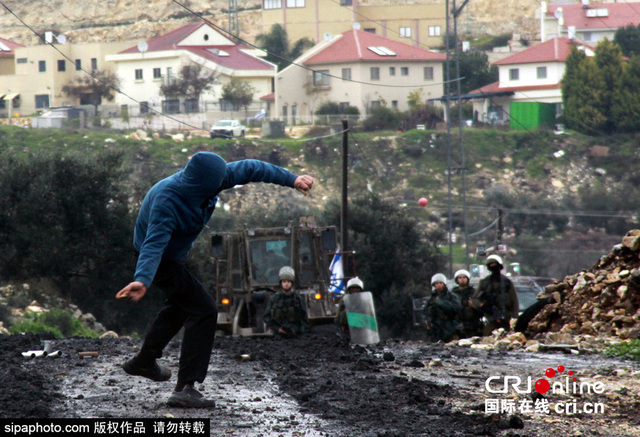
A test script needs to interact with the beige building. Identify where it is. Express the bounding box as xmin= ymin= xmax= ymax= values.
xmin=0 ymin=37 xmax=132 ymax=117
xmin=262 ymin=0 xmax=446 ymax=49
xmin=276 ymin=28 xmax=446 ymax=123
